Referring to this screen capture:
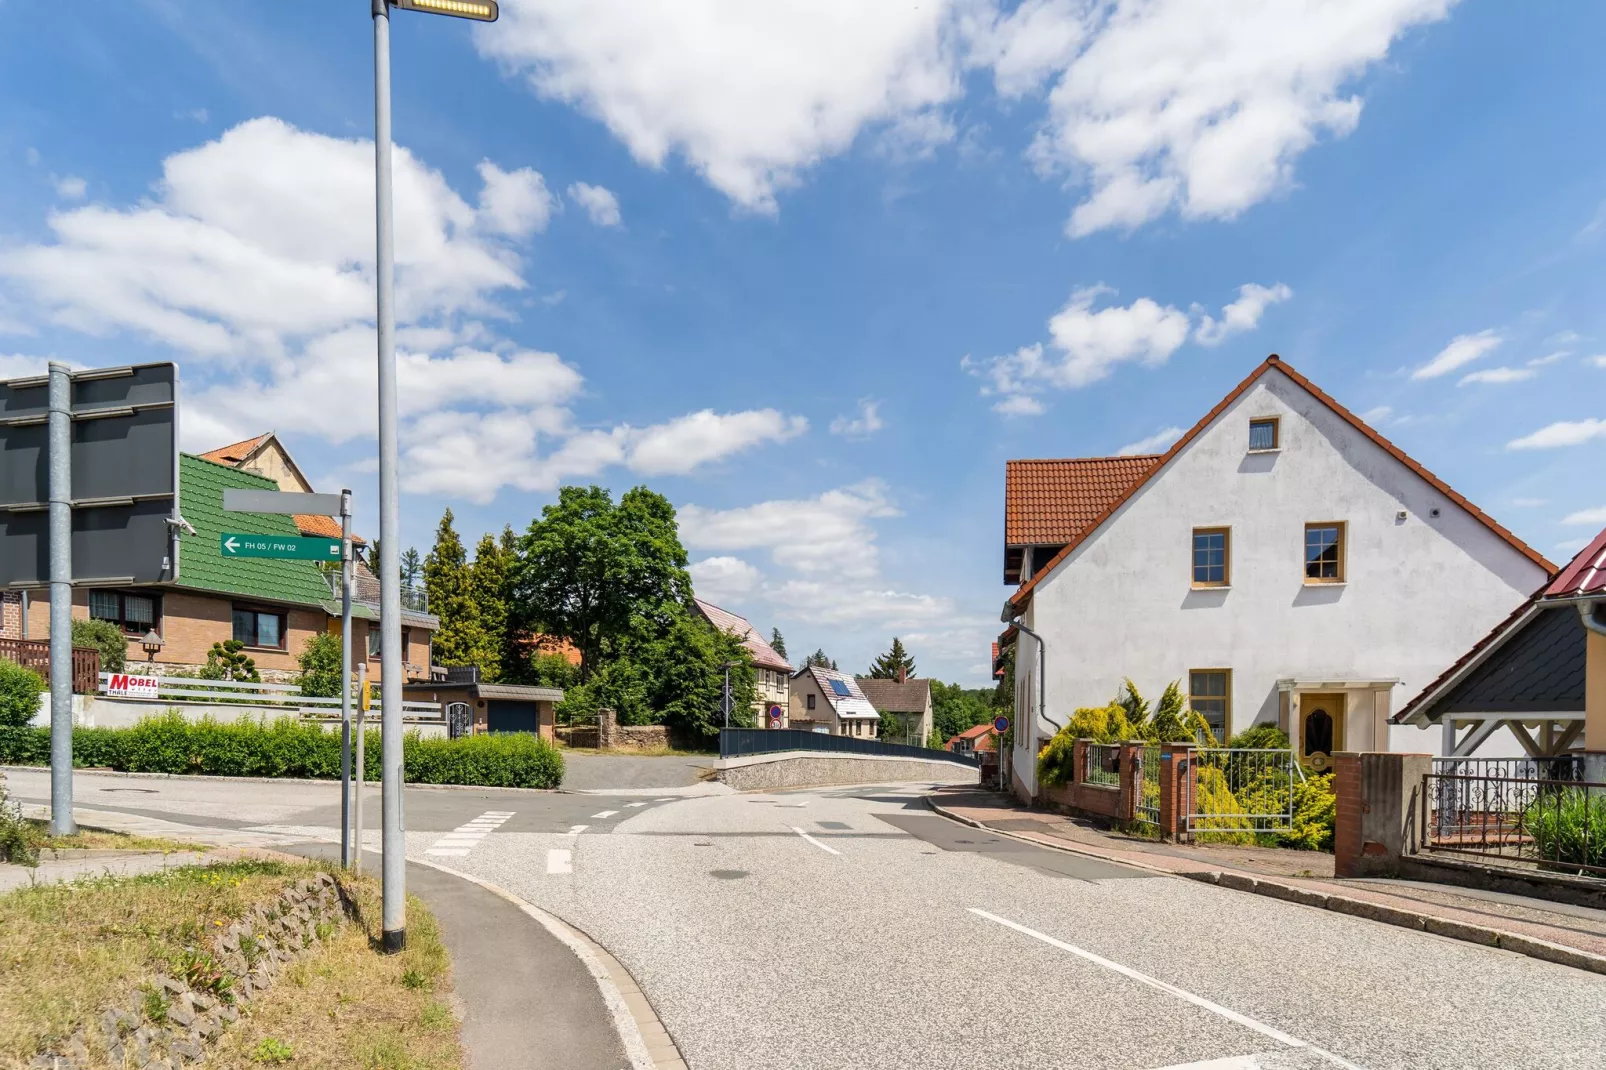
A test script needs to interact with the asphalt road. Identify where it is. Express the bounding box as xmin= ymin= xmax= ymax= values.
xmin=9 ymin=768 xmax=1606 ymax=1069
